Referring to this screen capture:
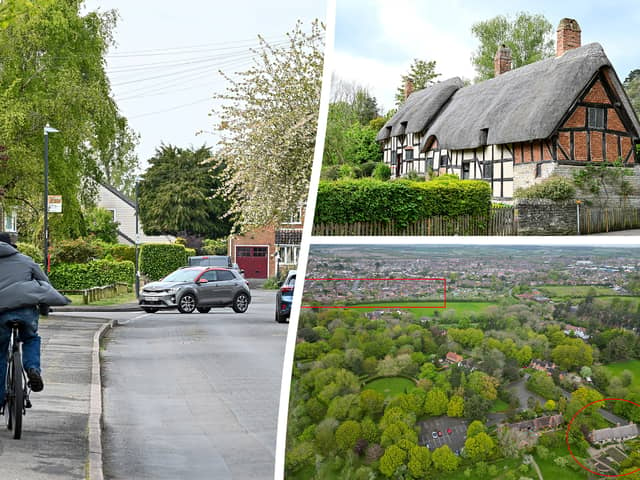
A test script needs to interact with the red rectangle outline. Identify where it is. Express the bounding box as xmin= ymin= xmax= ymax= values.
xmin=301 ymin=278 xmax=447 ymax=309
